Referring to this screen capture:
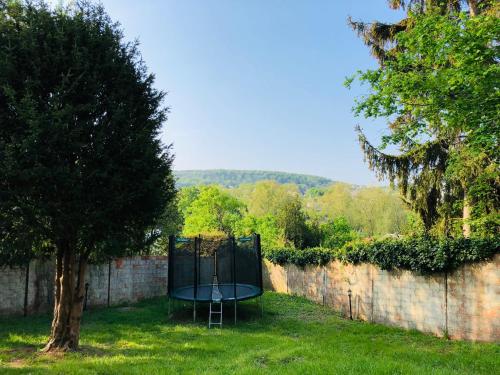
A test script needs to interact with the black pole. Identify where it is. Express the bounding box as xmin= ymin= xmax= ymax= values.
xmin=168 ymin=235 xmax=175 ymax=297
xmin=348 ymin=289 xmax=353 ymax=320
xmin=23 ymin=262 xmax=30 ymax=317
xmin=197 ymin=236 xmax=201 ymax=320
xmin=213 ymin=248 xmax=217 ymax=277
xmin=232 ymin=236 xmax=237 ymax=324
xmin=194 ymin=236 xmax=199 ymax=300
xmin=255 ymin=234 xmax=263 ymax=294
xmin=193 ymin=236 xmax=199 ymax=322
xmin=107 ymin=259 xmax=112 ymax=307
